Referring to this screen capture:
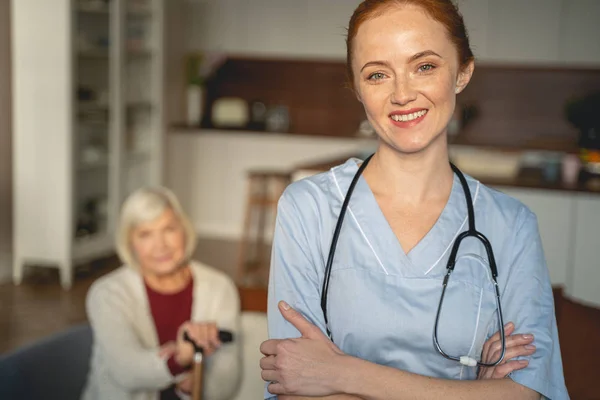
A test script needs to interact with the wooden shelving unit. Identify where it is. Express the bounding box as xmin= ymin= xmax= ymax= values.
xmin=12 ymin=0 xmax=165 ymax=289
